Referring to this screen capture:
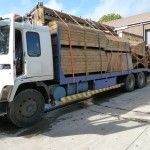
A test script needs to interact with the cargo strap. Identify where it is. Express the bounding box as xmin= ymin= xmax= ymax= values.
xmin=98 ymin=33 xmax=103 ymax=78
xmin=125 ymin=41 xmax=130 ymax=73
xmin=99 ymin=22 xmax=124 ymax=74
xmin=84 ymin=30 xmax=88 ymax=77
xmin=52 ymin=9 xmax=75 ymax=82
xmin=61 ymin=83 xmax=123 ymax=103
xmin=86 ymin=20 xmax=103 ymax=78
xmin=66 ymin=12 xmax=83 ymax=28
xmin=85 ymin=19 xmax=97 ymax=30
